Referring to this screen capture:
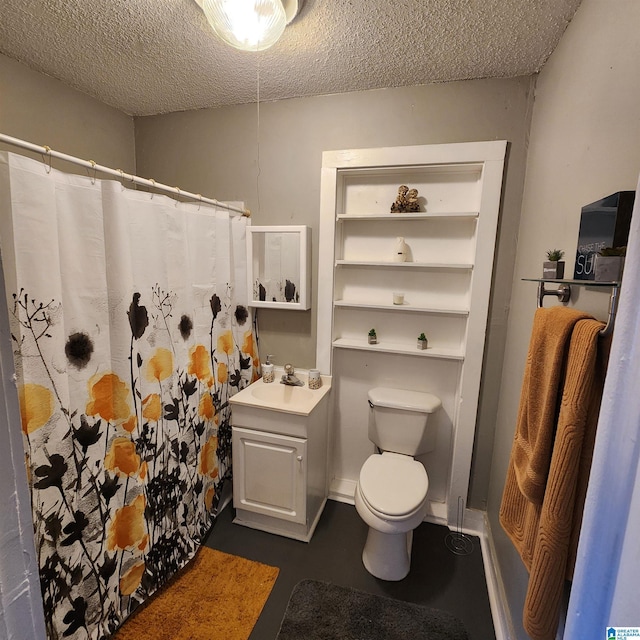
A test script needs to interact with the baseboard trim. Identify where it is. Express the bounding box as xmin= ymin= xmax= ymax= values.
xmin=431 ymin=508 xmax=513 ymax=640
xmin=329 ymin=477 xmax=357 ymax=504
xmin=476 ymin=512 xmax=515 ymax=640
